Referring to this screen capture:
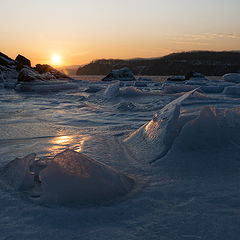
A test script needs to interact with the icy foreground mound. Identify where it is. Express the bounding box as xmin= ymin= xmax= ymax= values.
xmin=123 ymin=89 xmax=197 ymax=163
xmin=0 ymin=150 xmax=133 ymax=205
xmin=40 ymin=150 xmax=133 ymax=205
